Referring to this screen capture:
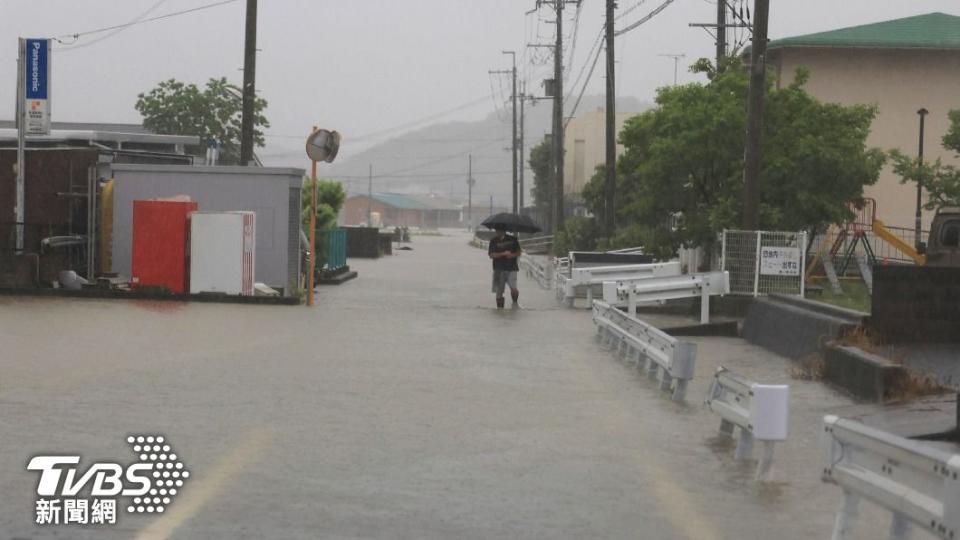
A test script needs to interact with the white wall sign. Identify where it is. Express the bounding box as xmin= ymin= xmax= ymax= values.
xmin=760 ymin=247 xmax=801 ymax=276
